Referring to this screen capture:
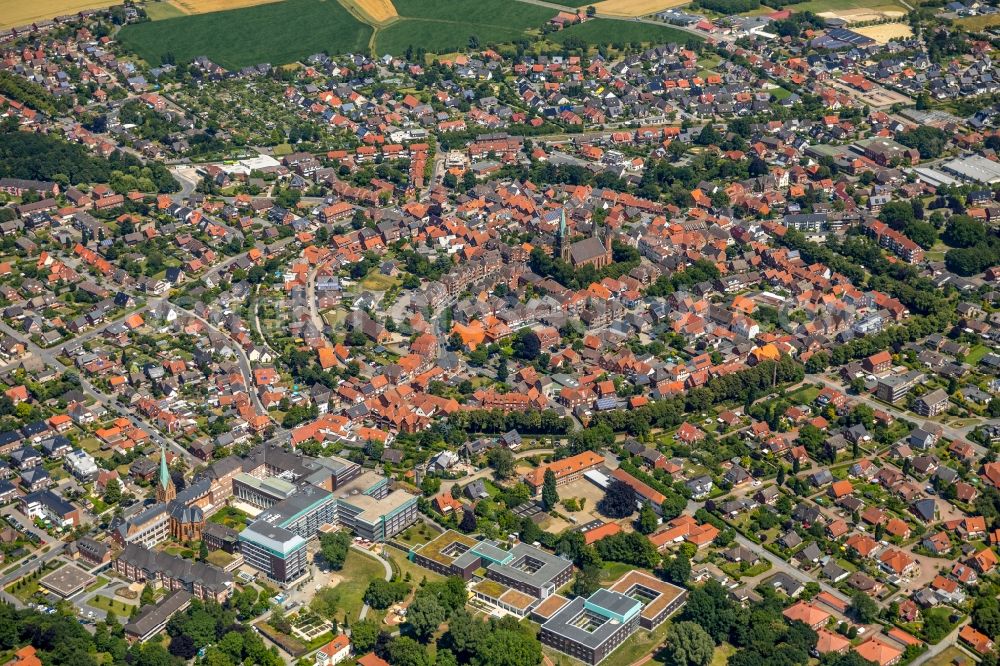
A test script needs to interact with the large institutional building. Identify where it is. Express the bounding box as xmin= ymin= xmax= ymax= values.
xmin=409 ymin=532 xmax=686 ymax=666
xmin=231 ymin=447 xmax=418 ymax=585
xmin=111 ymin=444 xmax=418 ymax=587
